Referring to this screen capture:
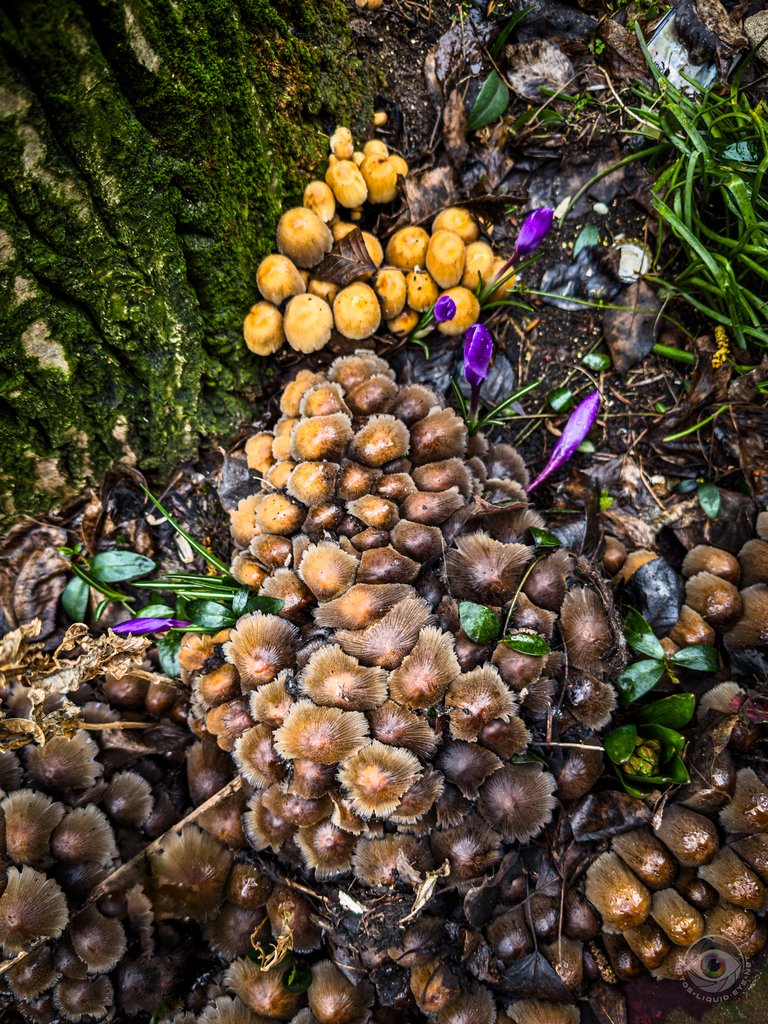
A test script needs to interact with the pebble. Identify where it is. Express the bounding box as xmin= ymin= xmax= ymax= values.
xmin=593 ymin=202 xmax=609 ymax=216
